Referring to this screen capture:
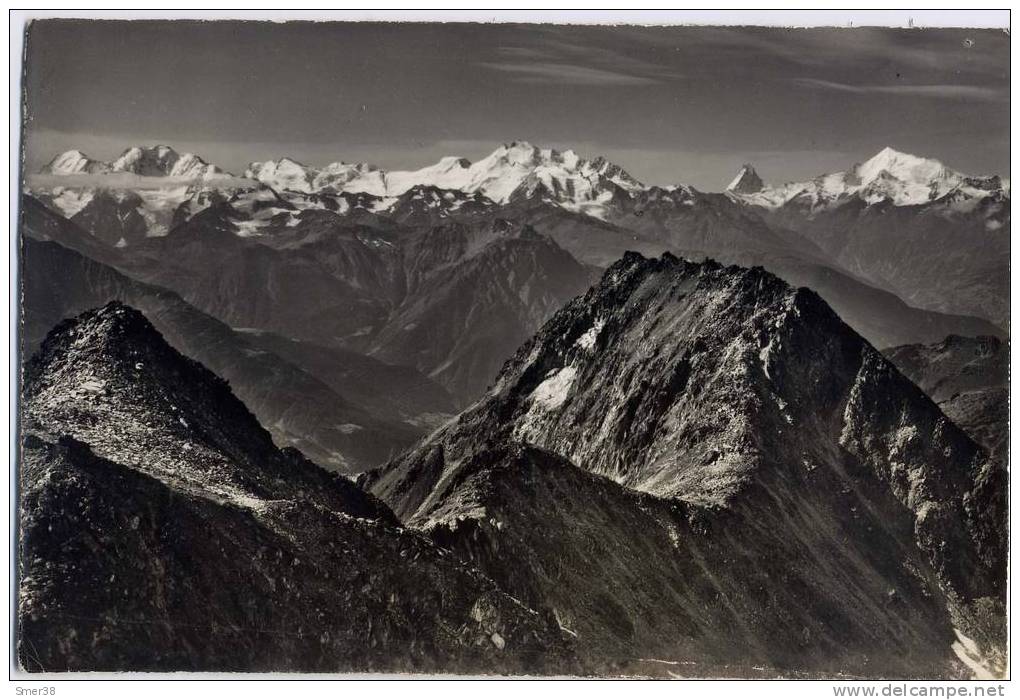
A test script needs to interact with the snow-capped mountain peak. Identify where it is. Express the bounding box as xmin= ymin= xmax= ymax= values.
xmin=112 ymin=145 xmax=180 ymax=176
xmin=495 ymin=140 xmax=540 ymax=164
xmin=852 ymin=146 xmax=963 ymax=203
xmin=244 ymin=158 xmax=316 ymax=192
xmin=484 ymin=141 xmax=582 ymax=171
xmin=458 ymin=142 xmax=643 ymax=206
xmin=726 ymin=164 xmax=765 ymax=194
xmin=432 ymin=155 xmax=473 ymax=171
xmin=41 ymin=150 xmax=112 ymax=175
xmin=856 ymin=147 xmax=949 ymax=184
xmin=107 ymin=145 xmax=230 ymax=179
xmin=40 ymin=145 xmax=229 ymax=180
